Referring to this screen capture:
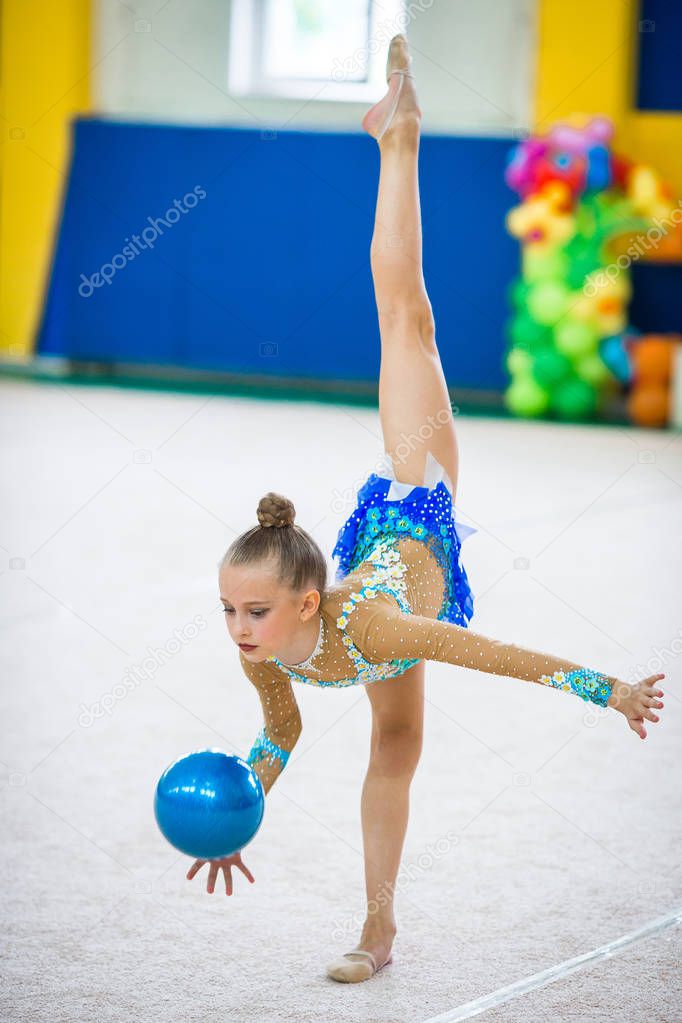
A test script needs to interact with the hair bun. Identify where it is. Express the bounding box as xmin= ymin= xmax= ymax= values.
xmin=256 ymin=492 xmax=296 ymax=529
